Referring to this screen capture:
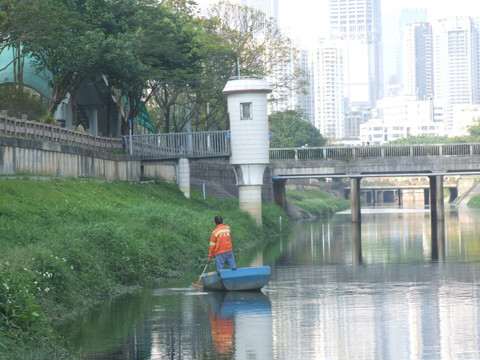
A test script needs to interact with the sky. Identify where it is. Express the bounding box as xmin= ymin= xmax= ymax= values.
xmin=196 ymin=0 xmax=480 ymax=45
